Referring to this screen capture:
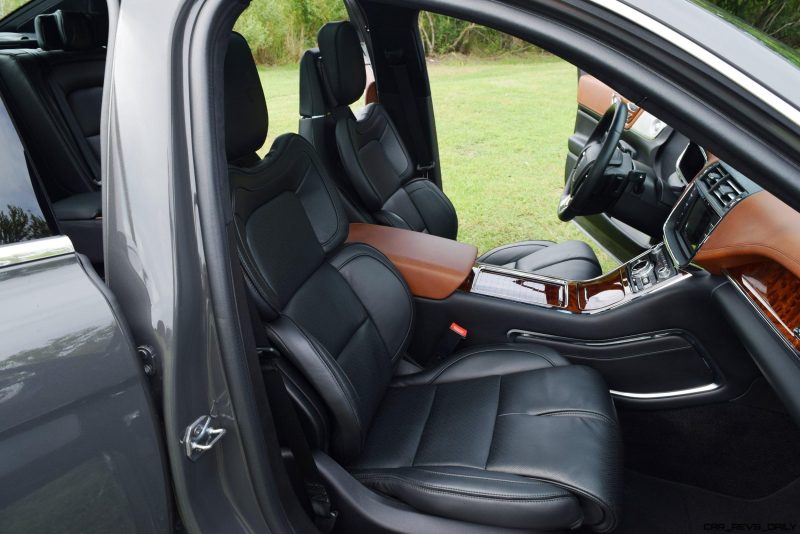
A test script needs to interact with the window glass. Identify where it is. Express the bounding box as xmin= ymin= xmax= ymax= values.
xmin=0 ymin=96 xmax=51 ymax=245
xmin=0 ymin=0 xmax=31 ymax=19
